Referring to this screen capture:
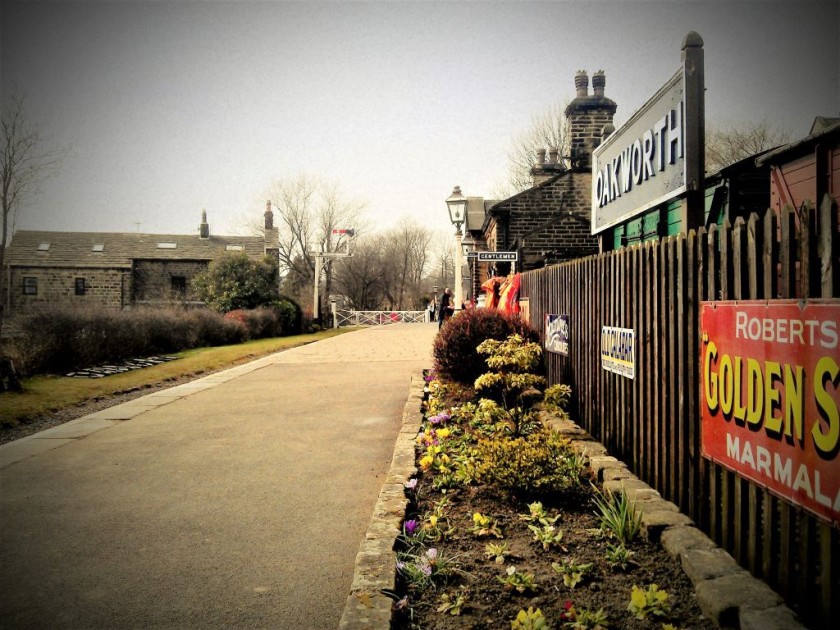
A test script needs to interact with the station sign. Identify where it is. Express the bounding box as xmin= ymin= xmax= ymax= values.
xmin=700 ymin=300 xmax=840 ymax=525
xmin=591 ymin=34 xmax=703 ymax=235
xmin=592 ymin=71 xmax=686 ymax=234
xmin=476 ymin=251 xmax=518 ymax=262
